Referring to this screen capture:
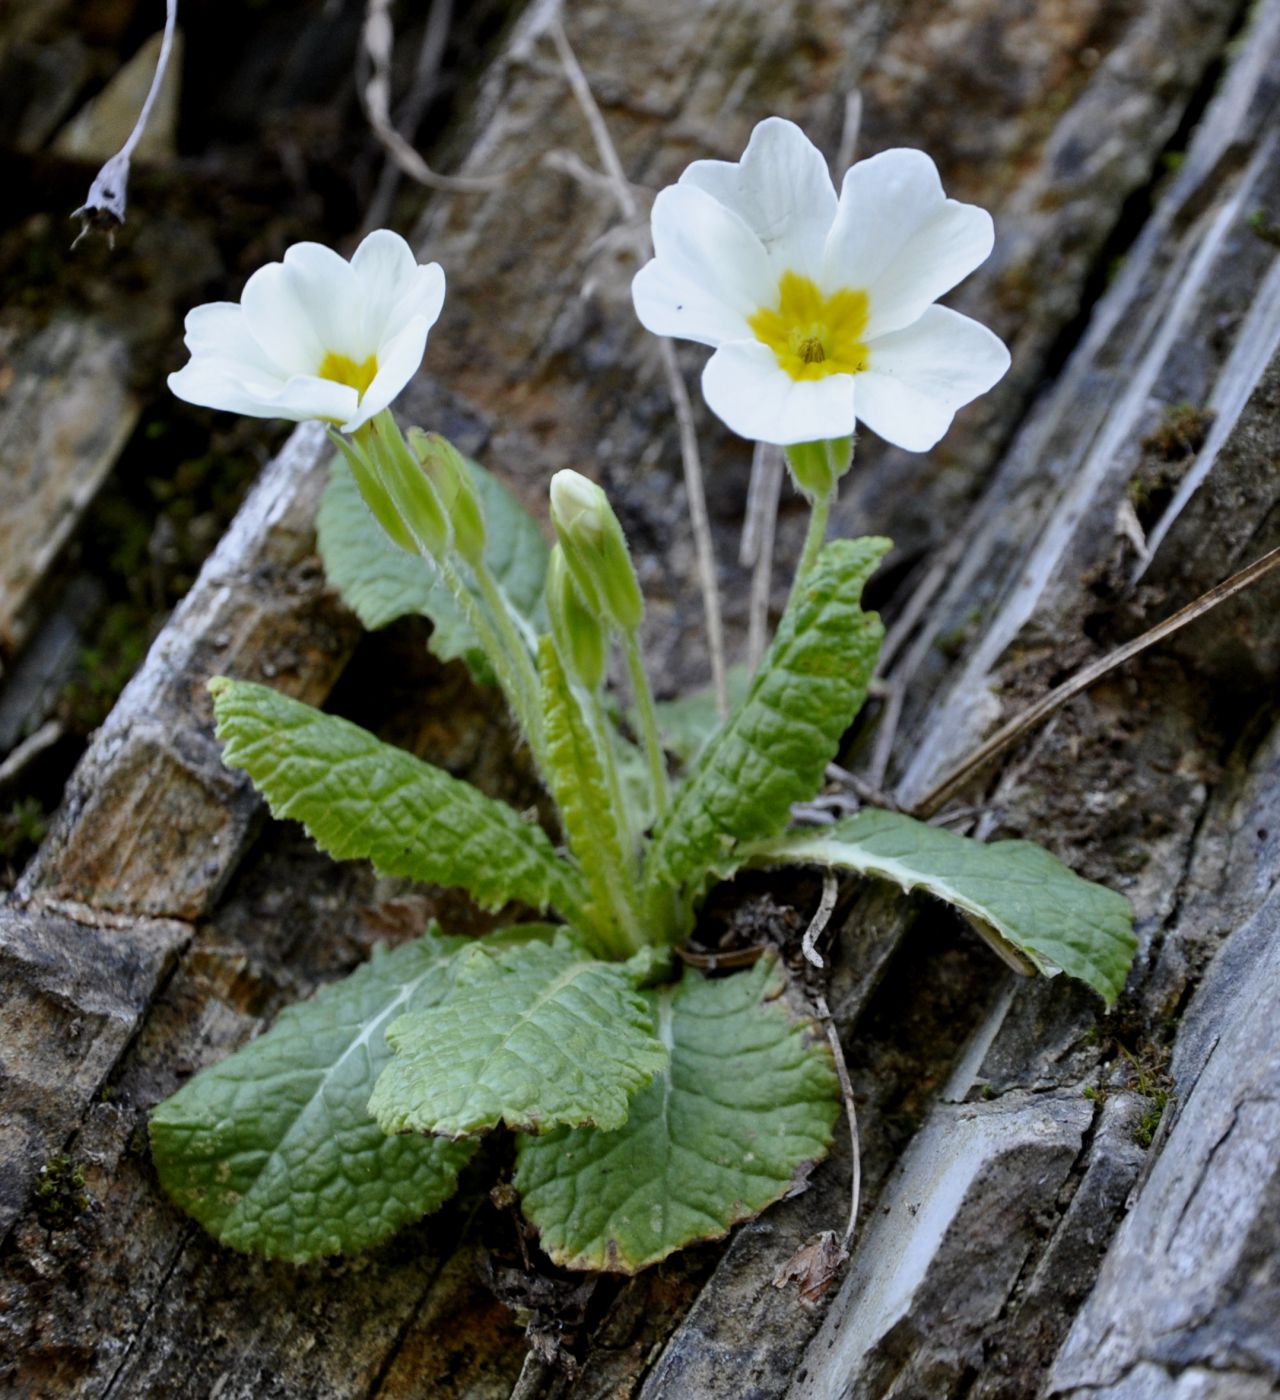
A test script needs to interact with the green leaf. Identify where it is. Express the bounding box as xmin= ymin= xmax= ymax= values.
xmin=210 ymin=677 xmax=587 ymax=923
xmin=317 ymin=448 xmax=549 ymax=678
xmin=369 ymin=936 xmax=668 ymax=1138
xmin=538 ymin=637 xmax=640 ymax=956
xmin=150 ymin=932 xmax=475 ymax=1261
xmin=514 ymin=955 xmax=840 ymax=1273
xmin=651 ymin=664 xmax=751 ymax=768
xmin=750 ymin=809 xmax=1136 ymax=1006
xmin=645 ymin=538 xmax=889 ymax=918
